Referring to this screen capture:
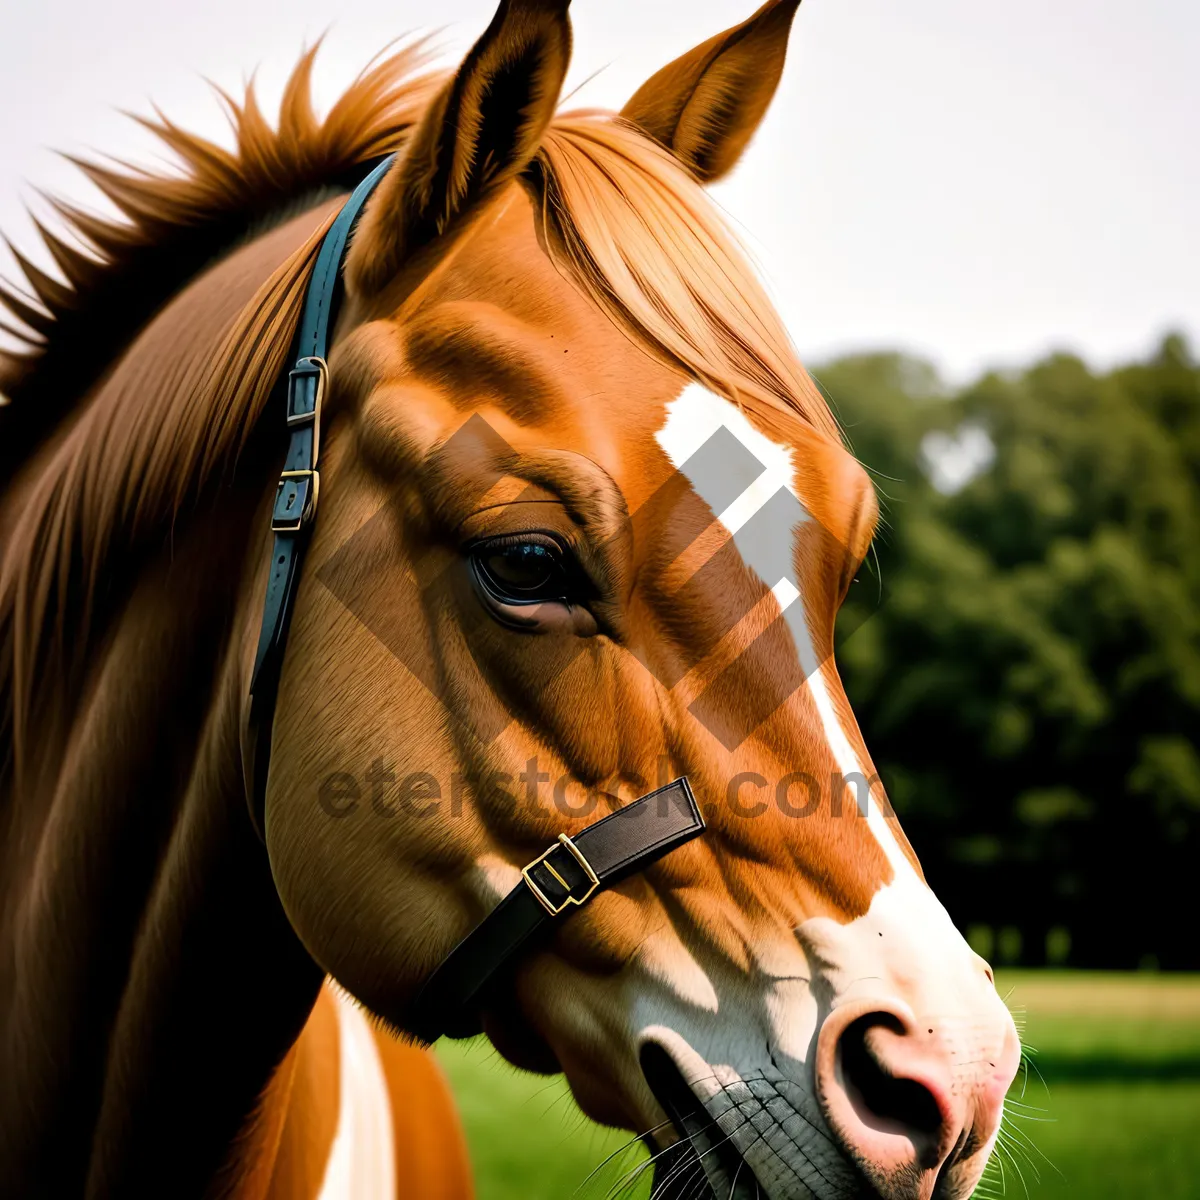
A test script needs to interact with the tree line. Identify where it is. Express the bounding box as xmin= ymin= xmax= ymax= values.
xmin=825 ymin=334 xmax=1200 ymax=969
